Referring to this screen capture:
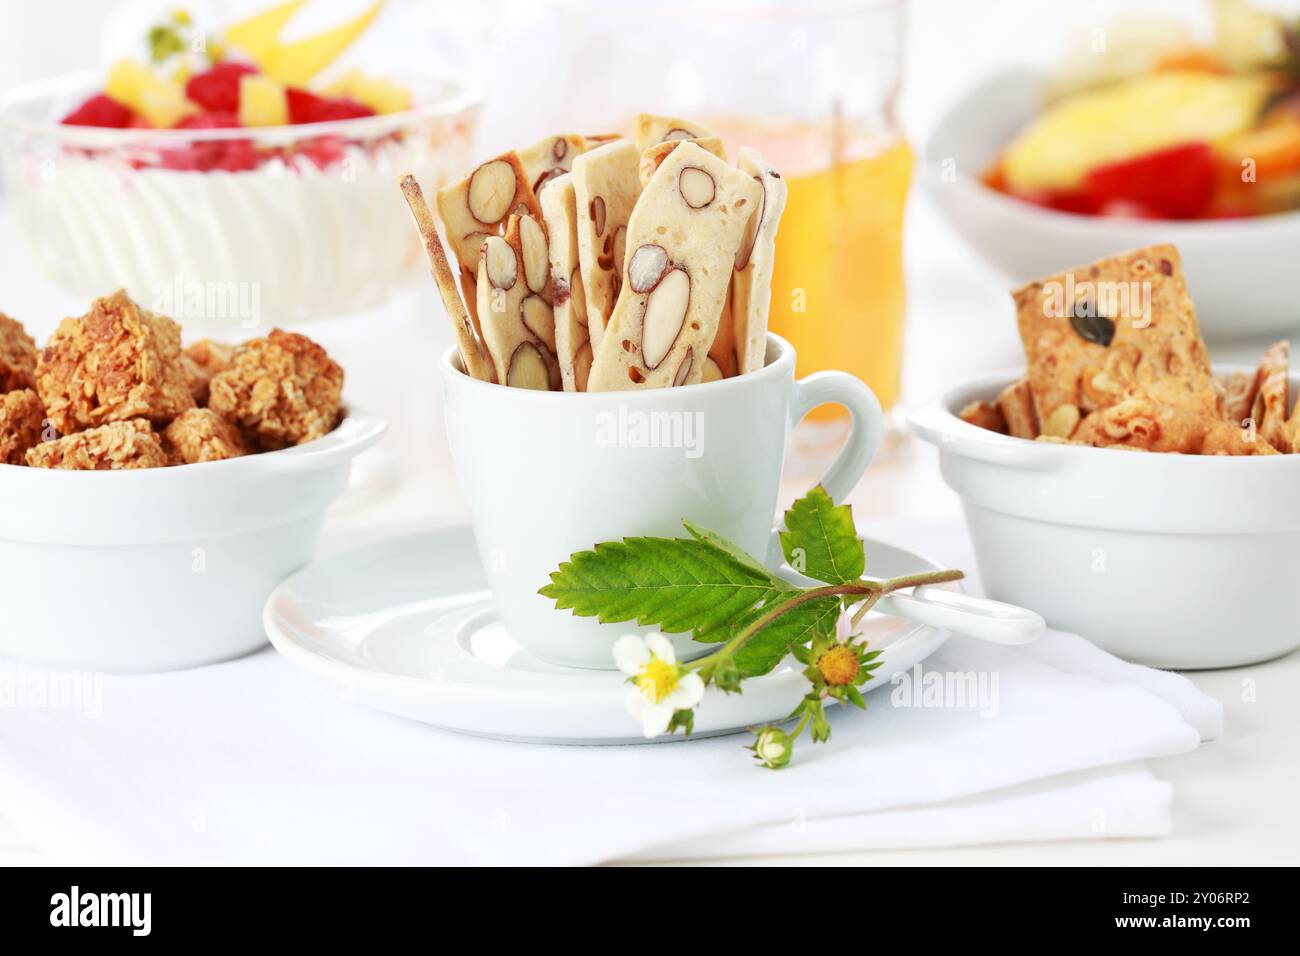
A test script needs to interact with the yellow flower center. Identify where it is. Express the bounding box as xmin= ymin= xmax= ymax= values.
xmin=817 ymin=645 xmax=859 ymax=686
xmin=636 ymin=658 xmax=679 ymax=703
